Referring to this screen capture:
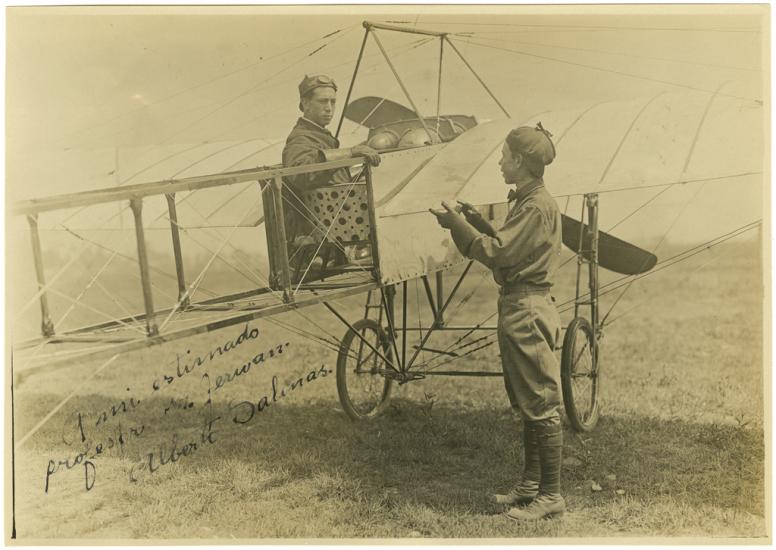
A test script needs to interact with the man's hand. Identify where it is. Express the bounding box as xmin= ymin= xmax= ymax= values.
xmin=457 ymin=200 xmax=482 ymax=220
xmin=456 ymin=200 xmax=476 ymax=215
xmin=429 ymin=201 xmax=465 ymax=229
xmin=457 ymin=200 xmax=497 ymax=238
xmin=351 ymin=145 xmax=381 ymax=167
